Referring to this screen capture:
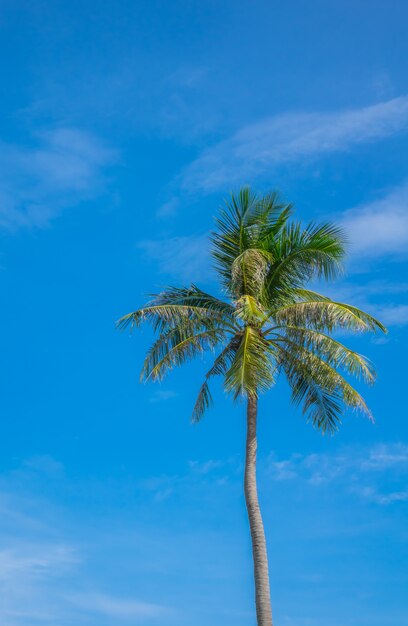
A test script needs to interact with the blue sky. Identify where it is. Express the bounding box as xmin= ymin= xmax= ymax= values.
xmin=0 ymin=1 xmax=408 ymax=624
